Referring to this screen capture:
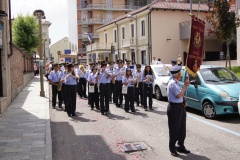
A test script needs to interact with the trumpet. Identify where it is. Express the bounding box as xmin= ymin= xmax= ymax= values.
xmin=136 ymin=73 xmax=140 ymax=88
